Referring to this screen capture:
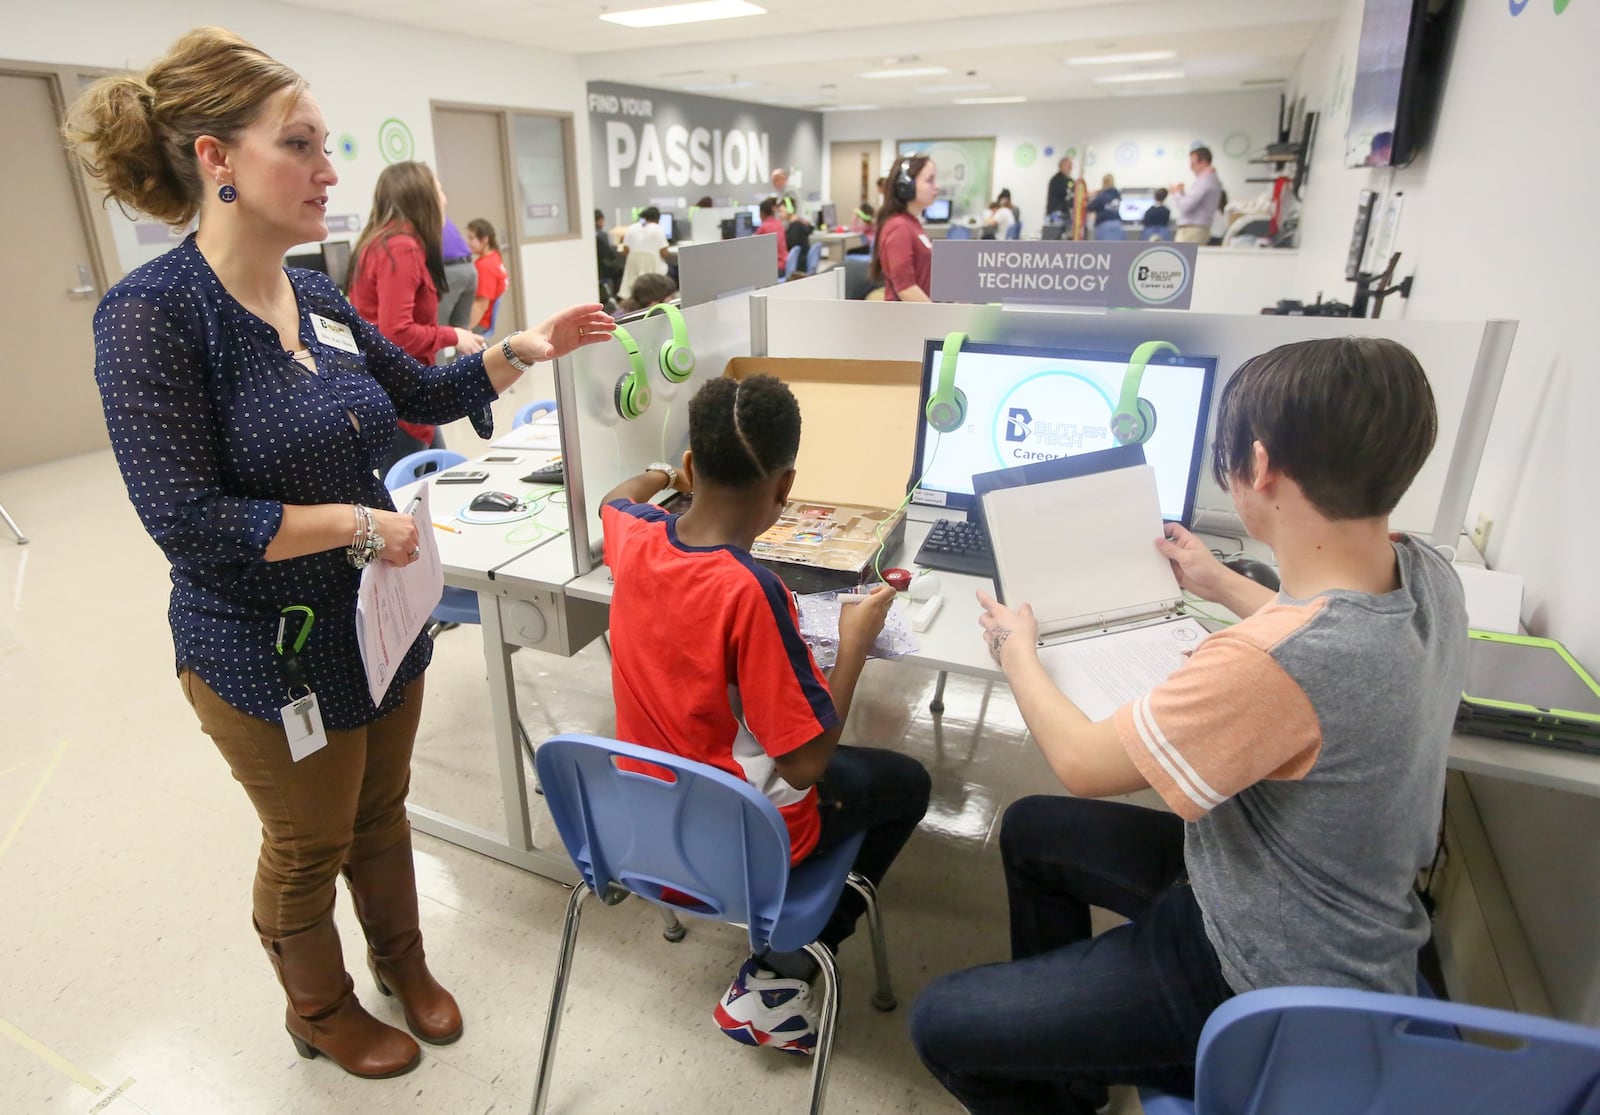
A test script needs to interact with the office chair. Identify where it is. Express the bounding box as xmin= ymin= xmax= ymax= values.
xmin=513 ymin=399 xmax=557 ymax=427
xmin=1005 ymin=220 xmax=1022 ymax=240
xmin=485 ymin=295 xmax=503 ymax=338
xmin=805 ymin=241 xmax=823 ymax=275
xmin=1145 ymin=226 xmax=1176 ymax=242
xmin=530 ymin=733 xmax=898 ymax=1115
xmin=784 ymin=244 xmax=801 ymax=278
xmin=1138 ymin=985 xmax=1600 ymax=1115
xmin=844 ymin=255 xmax=879 ymax=300
xmin=945 ymin=225 xmax=972 ymax=240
